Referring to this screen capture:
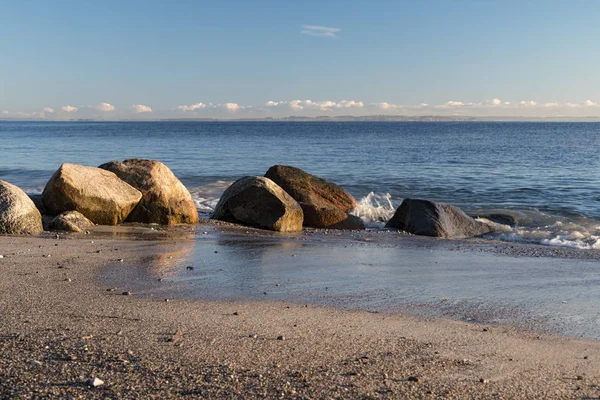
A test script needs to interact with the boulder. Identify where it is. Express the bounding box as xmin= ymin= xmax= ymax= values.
xmin=99 ymin=159 xmax=199 ymax=225
xmin=301 ymin=203 xmax=365 ymax=230
xmin=49 ymin=211 xmax=94 ymax=232
xmin=385 ymin=198 xmax=492 ymax=238
xmin=212 ymin=176 xmax=303 ymax=232
xmin=0 ymin=180 xmax=43 ymax=234
xmin=41 ymin=163 xmax=142 ymax=225
xmin=265 ymin=165 xmax=362 ymax=230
